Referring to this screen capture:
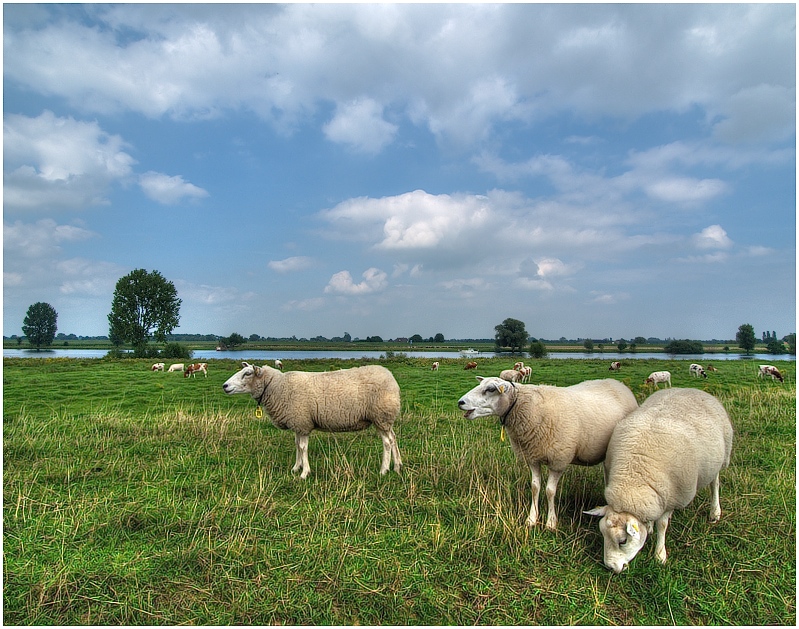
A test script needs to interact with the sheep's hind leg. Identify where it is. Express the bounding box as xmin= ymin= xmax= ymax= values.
xmin=376 ymin=428 xmax=395 ymax=475
xmin=544 ymin=468 xmax=564 ymax=531
xmin=526 ymin=462 xmax=542 ymax=527
xmin=292 ymin=434 xmax=310 ymax=479
xmin=708 ymin=473 xmax=722 ymax=522
xmin=389 ymin=428 xmax=402 ymax=473
xmin=654 ymin=511 xmax=672 ymax=563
